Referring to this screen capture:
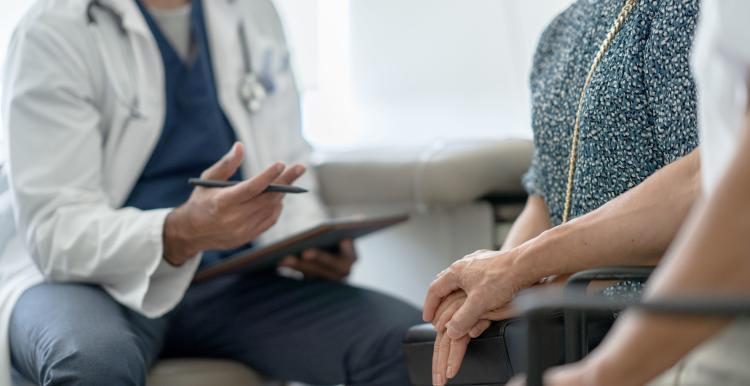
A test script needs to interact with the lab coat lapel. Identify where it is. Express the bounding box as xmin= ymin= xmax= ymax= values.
xmin=97 ymin=0 xmax=167 ymax=207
